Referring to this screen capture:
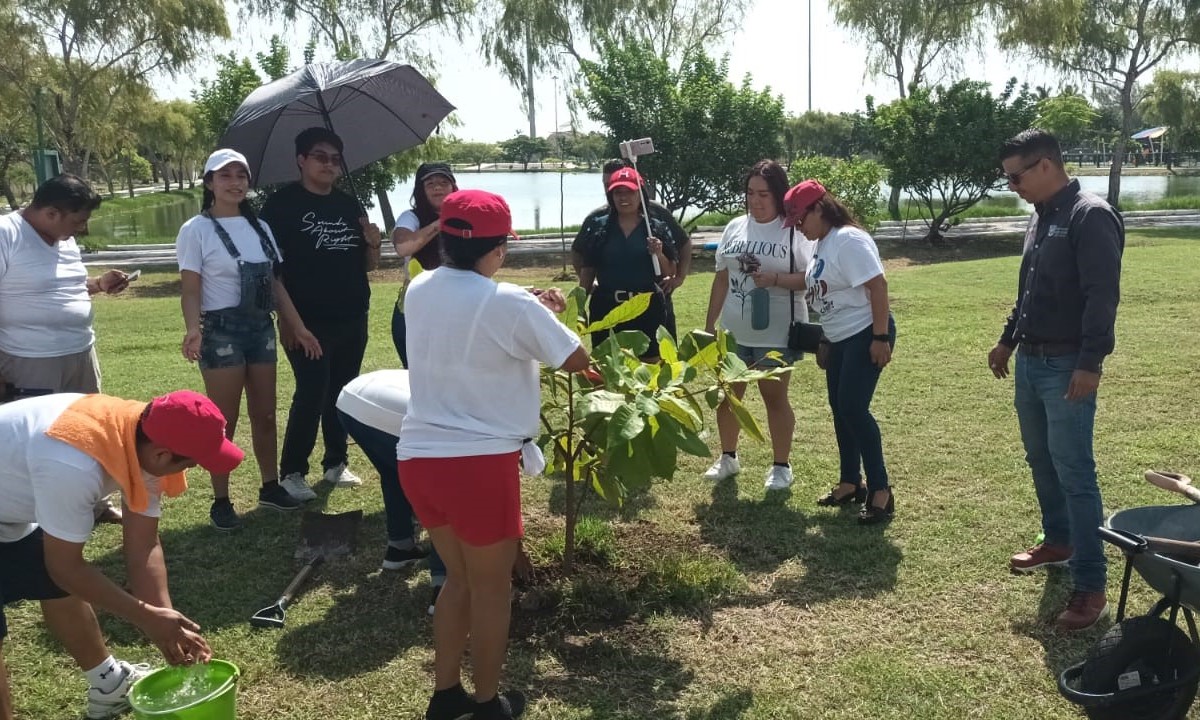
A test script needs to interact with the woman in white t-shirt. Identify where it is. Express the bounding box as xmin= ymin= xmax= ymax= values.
xmin=398 ymin=189 xmax=589 ymax=720
xmin=176 ymin=149 xmax=321 ymax=531
xmin=785 ymin=179 xmax=897 ymax=525
xmin=703 ymin=160 xmax=815 ymax=491
xmin=389 ymin=162 xmax=458 ymax=367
